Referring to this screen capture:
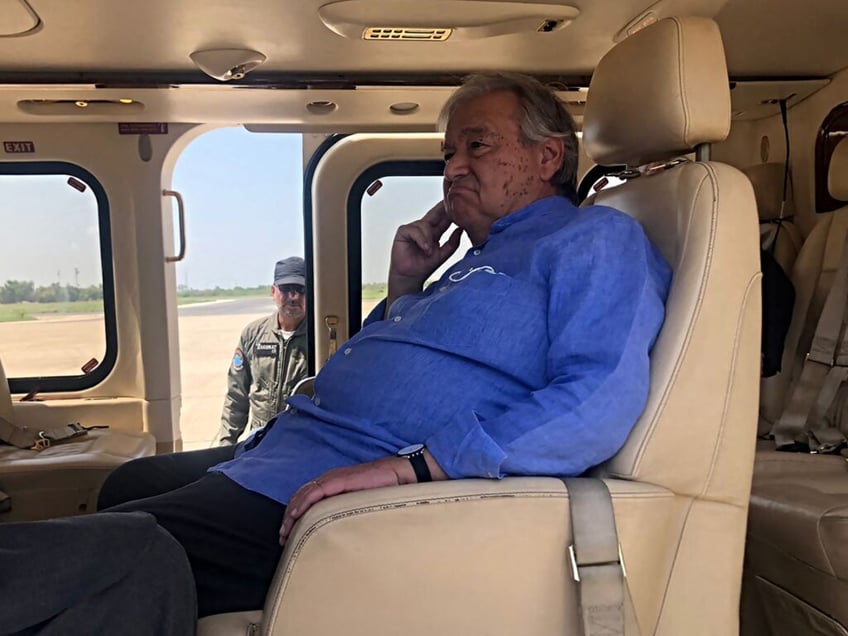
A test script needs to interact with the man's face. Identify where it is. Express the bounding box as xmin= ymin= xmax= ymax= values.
xmin=442 ymin=90 xmax=560 ymax=244
xmin=272 ymin=283 xmax=306 ymax=326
